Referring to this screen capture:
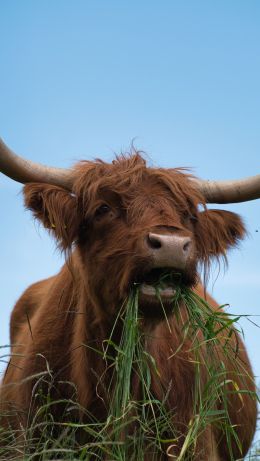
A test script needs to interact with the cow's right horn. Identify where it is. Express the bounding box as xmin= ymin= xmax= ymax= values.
xmin=0 ymin=138 xmax=74 ymax=190
xmin=194 ymin=175 xmax=260 ymax=204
